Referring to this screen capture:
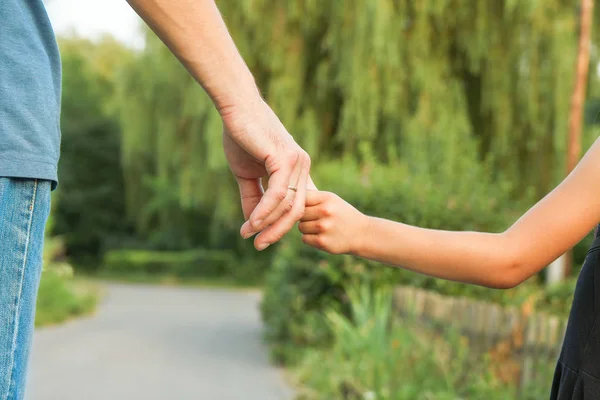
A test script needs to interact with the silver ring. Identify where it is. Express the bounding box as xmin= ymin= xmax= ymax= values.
xmin=288 ymin=186 xmax=298 ymax=192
